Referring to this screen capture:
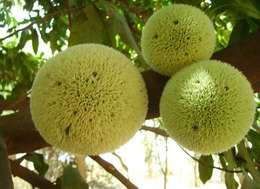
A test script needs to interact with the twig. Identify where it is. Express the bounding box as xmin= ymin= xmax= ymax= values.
xmin=0 ymin=6 xmax=85 ymax=42
xmin=140 ymin=126 xmax=169 ymax=137
xmin=179 ymin=146 xmax=243 ymax=173
xmin=89 ymin=155 xmax=139 ymax=189
xmin=163 ymin=137 xmax=168 ymax=189
xmin=0 ymin=136 xmax=14 ymax=189
xmin=10 ymin=160 xmax=59 ymax=189
xmin=112 ymin=152 xmax=129 ymax=176
xmin=141 ymin=126 xmax=243 ymax=173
